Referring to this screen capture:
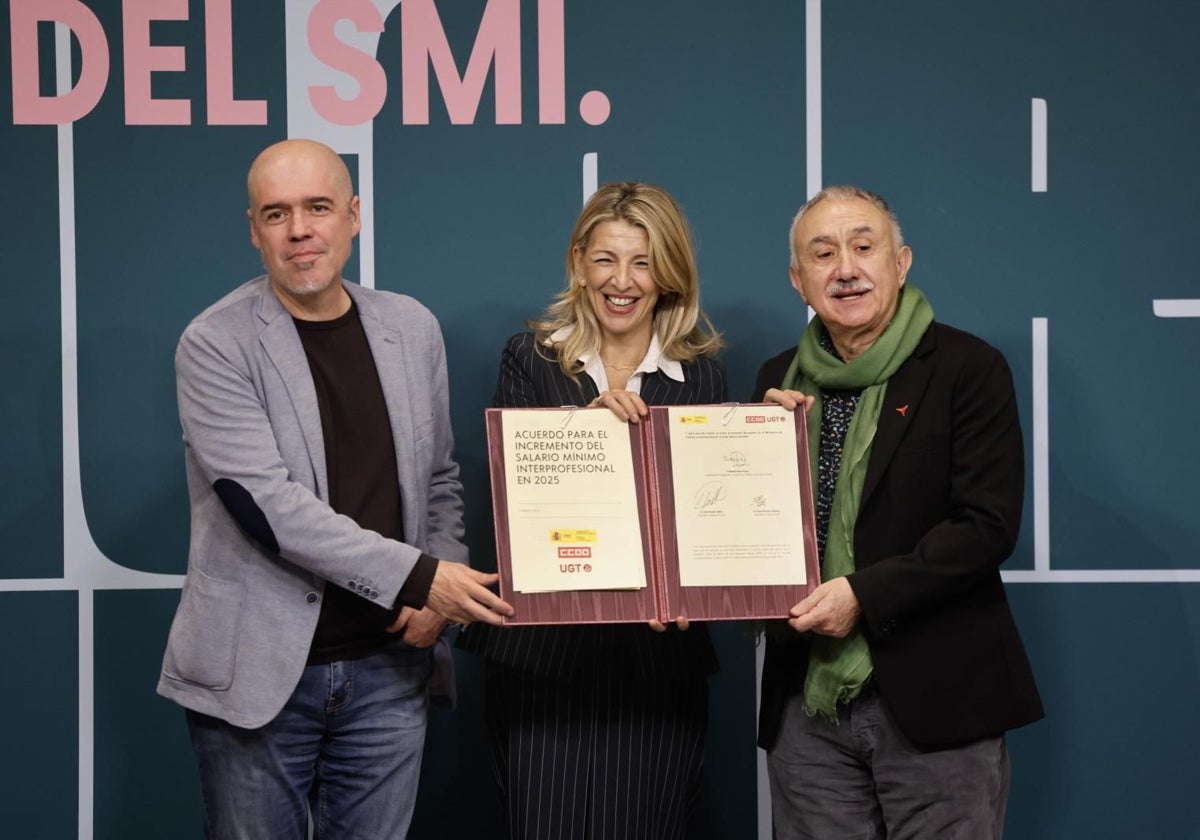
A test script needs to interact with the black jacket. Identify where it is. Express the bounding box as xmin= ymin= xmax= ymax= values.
xmin=756 ymin=322 xmax=1044 ymax=750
